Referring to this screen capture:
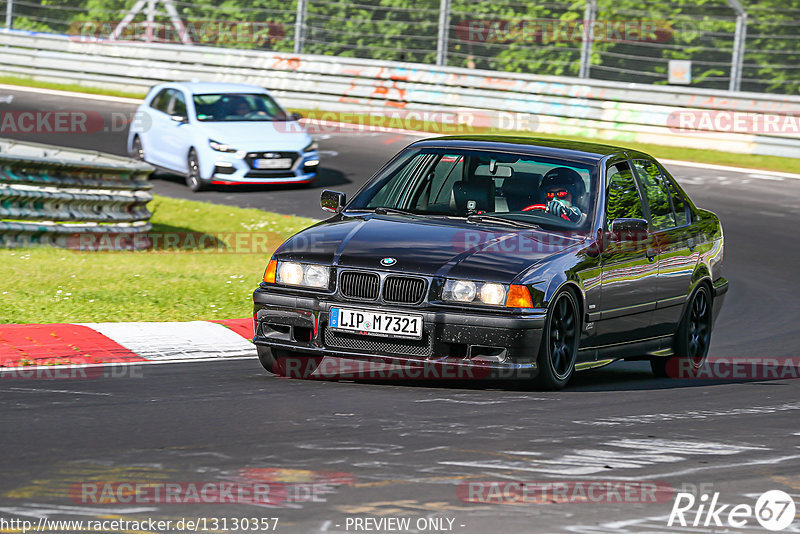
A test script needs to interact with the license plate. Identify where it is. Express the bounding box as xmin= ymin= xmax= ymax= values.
xmin=255 ymin=158 xmax=292 ymax=170
xmin=329 ymin=307 xmax=423 ymax=340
